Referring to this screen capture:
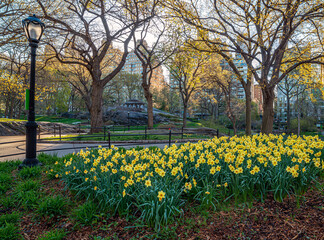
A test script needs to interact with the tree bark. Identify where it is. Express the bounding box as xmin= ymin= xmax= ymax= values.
xmin=233 ymin=117 xmax=237 ymax=136
xmin=287 ymin=96 xmax=290 ymax=133
xmin=90 ymin=82 xmax=104 ymax=133
xmin=245 ymin=84 xmax=252 ymax=136
xmin=183 ymin=102 xmax=187 ymax=128
xmin=9 ymin=95 xmax=14 ymax=119
xmin=143 ymin=84 xmax=154 ymax=129
xmin=261 ymin=87 xmax=275 ymax=134
xmin=4 ymin=96 xmax=9 ymax=117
